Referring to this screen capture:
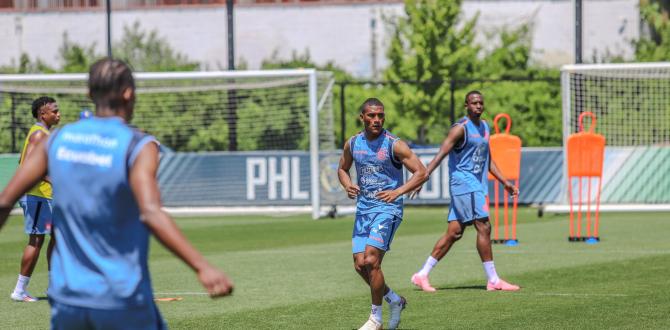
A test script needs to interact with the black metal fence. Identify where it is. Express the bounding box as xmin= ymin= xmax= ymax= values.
xmin=1 ymin=76 xmax=562 ymax=154
xmin=335 ymin=76 xmax=561 ymax=147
